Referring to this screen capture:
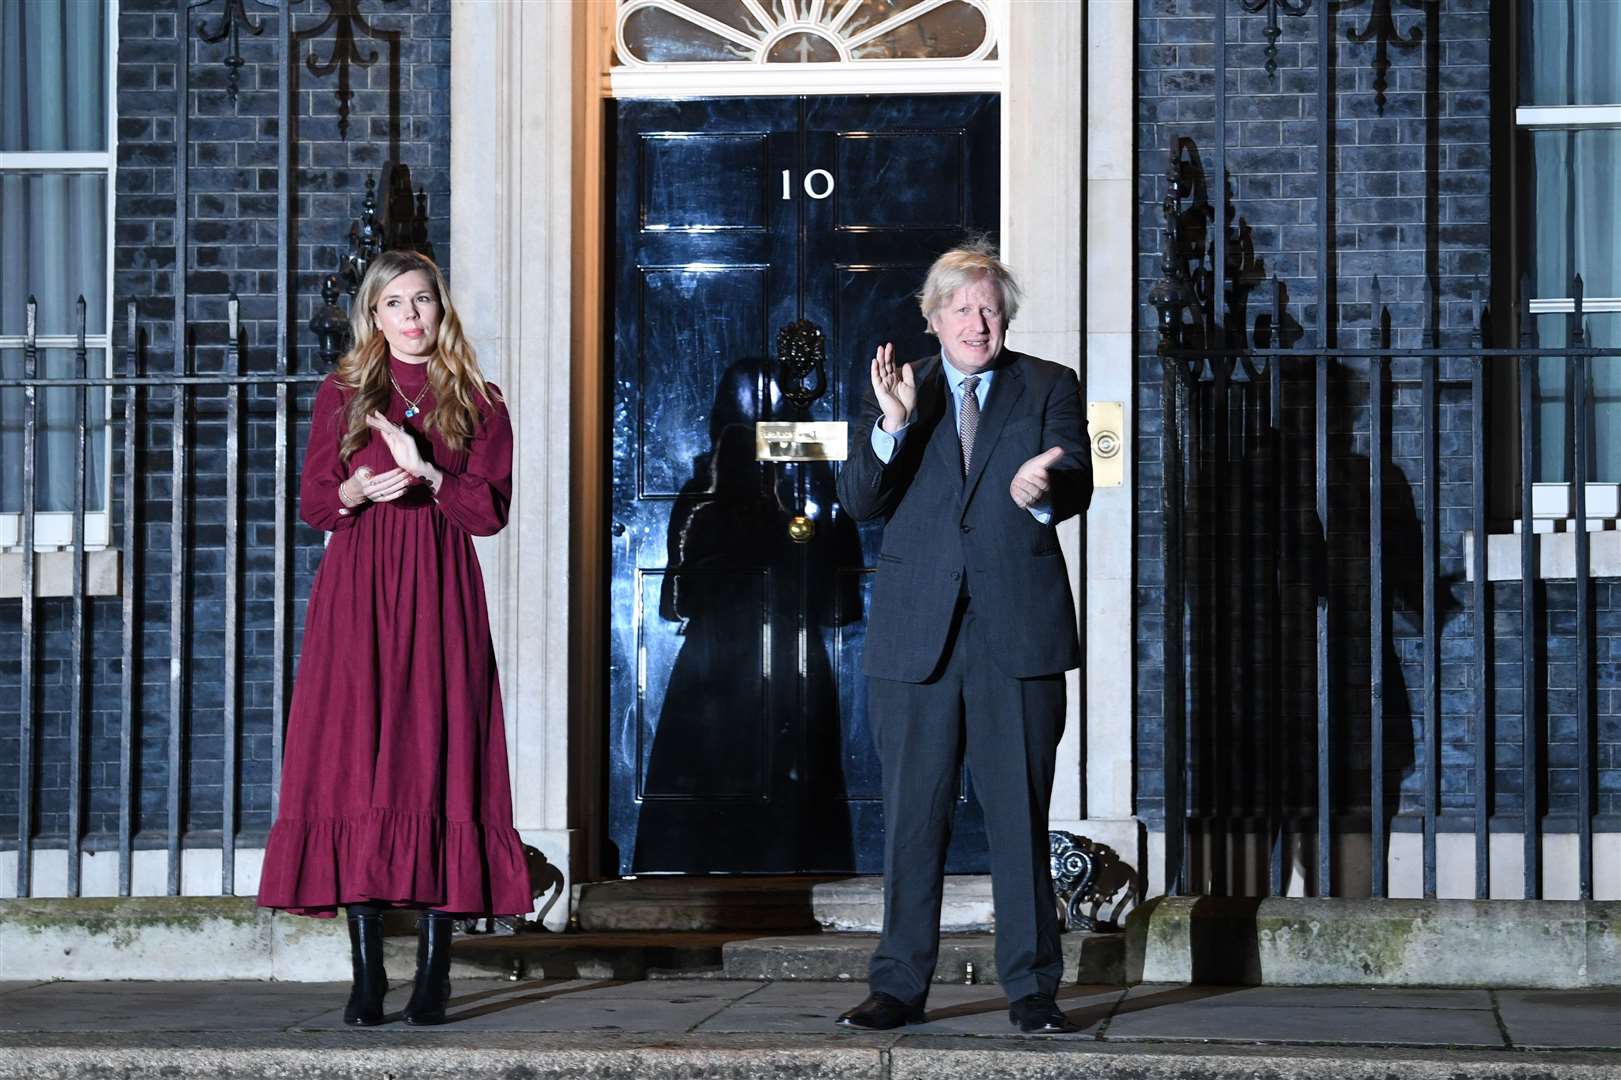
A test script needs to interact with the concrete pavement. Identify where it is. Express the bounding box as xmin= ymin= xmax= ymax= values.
xmin=0 ymin=978 xmax=1615 ymax=1079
